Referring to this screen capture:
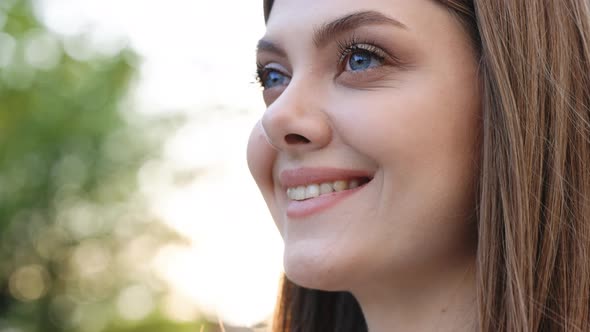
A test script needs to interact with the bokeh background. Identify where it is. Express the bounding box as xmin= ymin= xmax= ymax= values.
xmin=0 ymin=0 xmax=284 ymax=331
